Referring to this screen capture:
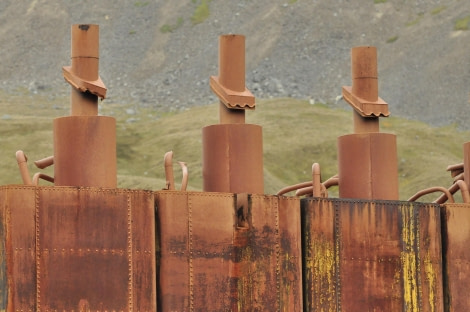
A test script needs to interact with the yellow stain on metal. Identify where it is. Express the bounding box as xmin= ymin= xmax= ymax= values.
xmin=400 ymin=204 xmax=419 ymax=312
xmin=308 ymin=234 xmax=336 ymax=311
xmin=423 ymin=251 xmax=437 ymax=312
